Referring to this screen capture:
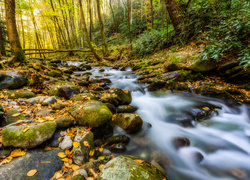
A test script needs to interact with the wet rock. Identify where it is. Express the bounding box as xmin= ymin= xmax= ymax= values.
xmin=172 ymin=137 xmax=190 ymax=149
xmin=26 ymin=96 xmax=47 ymax=105
xmin=99 ymin=68 xmax=105 ymax=72
xmin=71 ymin=93 xmax=97 ymax=101
xmin=90 ymin=78 xmax=112 ymax=84
xmin=116 ymin=105 xmax=138 ymax=113
xmin=110 ymin=143 xmax=126 ymax=152
xmin=113 ymin=113 xmax=143 ymax=133
xmin=0 ymin=104 xmax=4 ymax=120
xmin=1 ymin=109 xmax=25 ymax=126
xmin=101 ymin=87 xmax=132 ymax=106
xmin=52 ymin=103 xmax=65 ymax=110
xmin=92 ymin=123 xmax=113 ymax=140
xmin=98 ymin=155 xmax=168 ymax=180
xmin=58 ymin=85 xmax=77 ymax=99
xmin=55 ymin=117 xmax=73 ymax=129
xmin=42 ymin=96 xmax=57 ymax=106
xmin=0 ymin=149 xmax=11 ymax=158
xmin=78 ymin=81 xmax=89 ymax=87
xmin=188 ymin=59 xmax=217 ymax=73
xmin=60 ymin=135 xmax=73 ymax=150
xmin=0 ymin=71 xmax=27 ymax=90
xmin=36 ymin=108 xmax=51 ymax=117
xmin=105 ymin=103 xmax=116 ymax=114
xmin=63 ymin=69 xmax=74 ymax=75
xmin=0 ymin=149 xmax=63 ymax=180
xmin=151 ymin=151 xmax=172 ymax=170
xmin=49 ymin=82 xmax=79 ymax=97
xmin=2 ymin=121 xmax=57 ymax=149
xmin=68 ymin=100 xmax=112 ymax=128
xmin=48 ymin=70 xmax=62 ymax=77
xmin=46 ymin=131 xmax=63 ymax=148
xmin=104 ymin=135 xmax=130 ymax=146
xmin=79 ymin=63 xmax=92 ymax=70
xmin=73 ymin=129 xmax=94 ymax=165
xmin=148 ymin=81 xmax=167 ymax=91
xmin=227 ymin=66 xmax=250 ymax=84
xmin=133 ymin=137 xmax=151 ymax=147
xmin=166 ymin=113 xmax=194 ymax=127
xmin=51 ymin=59 xmax=61 ymax=64
xmin=69 ymin=175 xmax=86 ymax=180
xmin=165 ymin=63 xmax=187 ymax=71
xmin=218 ymin=60 xmax=240 ymax=75
xmin=6 ymin=90 xmax=36 ymax=99
xmin=80 ymin=159 xmax=103 ymax=174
